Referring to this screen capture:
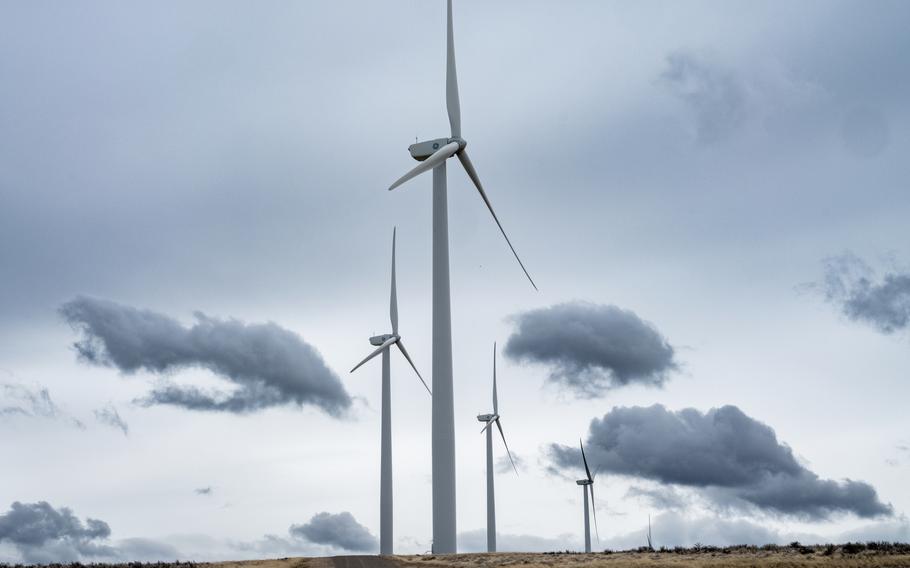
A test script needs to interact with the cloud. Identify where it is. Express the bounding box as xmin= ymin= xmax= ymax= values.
xmin=496 ymin=452 xmax=527 ymax=475
xmin=0 ymin=381 xmax=85 ymax=430
xmin=504 ymin=302 xmax=677 ymax=397
xmin=458 ymin=529 xmax=579 ymax=553
xmin=195 ymin=487 xmax=213 ymax=496
xmin=548 ymin=405 xmax=891 ymax=520
xmin=60 ymin=296 xmax=352 ymax=416
xmin=660 ymin=51 xmax=747 ymax=144
xmin=93 ymin=403 xmax=129 ymax=436
xmin=0 ymin=501 xmax=115 ymax=564
xmin=814 ymin=253 xmax=910 ymax=334
xmin=114 ymin=538 xmax=180 ymax=562
xmin=626 ymin=485 xmax=689 ymax=512
xmin=614 ymin=512 xmax=784 ymax=550
xmin=289 ymin=512 xmax=377 ymax=552
xmin=841 ymin=106 xmax=891 ymax=158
